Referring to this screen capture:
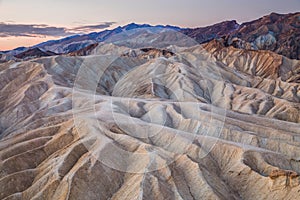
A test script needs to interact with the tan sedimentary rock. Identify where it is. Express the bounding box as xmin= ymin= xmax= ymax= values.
xmin=0 ymin=42 xmax=299 ymax=200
